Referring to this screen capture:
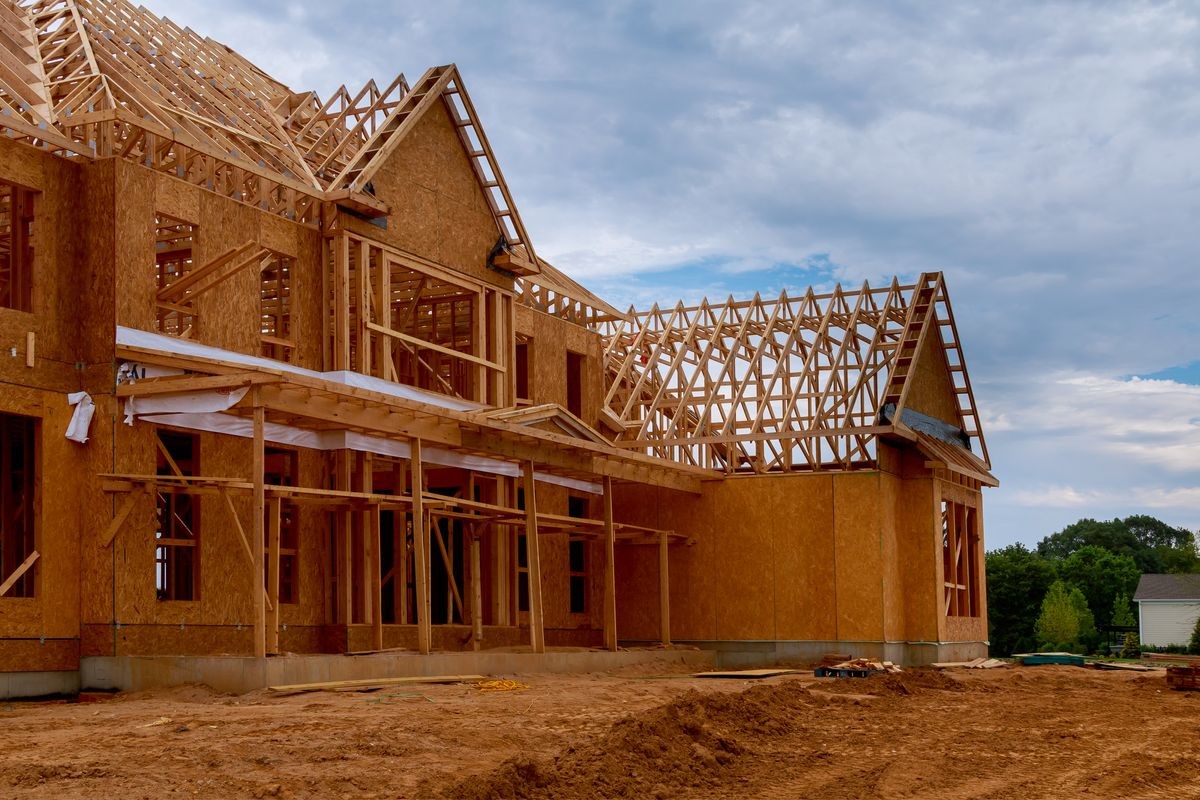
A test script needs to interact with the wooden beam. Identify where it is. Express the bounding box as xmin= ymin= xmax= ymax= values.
xmin=267 ymin=497 xmax=281 ymax=654
xmin=0 ymin=550 xmax=38 ymax=597
xmin=411 ymin=439 xmax=431 ymax=654
xmin=252 ymin=393 xmax=266 ymax=659
xmin=470 ymin=530 xmax=483 ymax=652
xmin=659 ymin=532 xmax=671 ymax=647
xmin=100 ymin=488 xmax=143 ymax=548
xmin=370 ymin=501 xmax=383 ymax=652
xmin=523 ymin=461 xmax=545 ymax=654
xmin=602 ymin=476 xmax=617 ymax=652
